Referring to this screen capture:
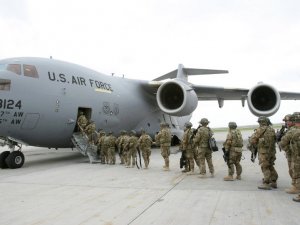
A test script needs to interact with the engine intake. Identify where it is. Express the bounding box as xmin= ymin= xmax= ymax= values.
xmin=247 ymin=83 xmax=281 ymax=117
xmin=156 ymin=80 xmax=198 ymax=116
